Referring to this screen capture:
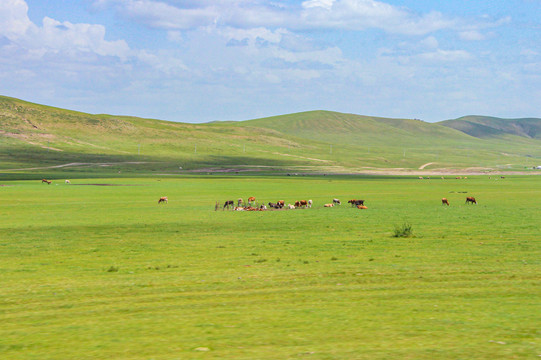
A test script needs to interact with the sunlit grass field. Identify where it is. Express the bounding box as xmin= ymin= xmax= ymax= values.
xmin=1 ymin=175 xmax=539 ymax=359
